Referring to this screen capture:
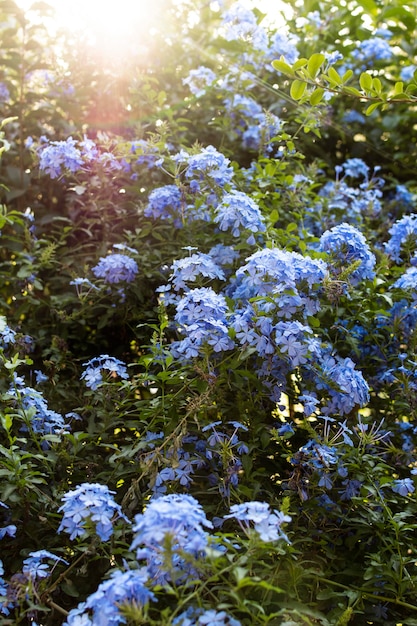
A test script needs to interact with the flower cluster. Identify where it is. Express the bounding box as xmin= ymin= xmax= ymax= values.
xmin=214 ymin=190 xmax=266 ymax=243
xmin=63 ymin=568 xmax=155 ymax=626
xmin=80 ymin=354 xmax=129 ymax=390
xmin=22 ymin=550 xmax=68 ymax=580
xmin=171 ymin=287 xmax=234 ymax=358
xmin=131 ymin=493 xmax=213 ymax=583
xmin=176 ymin=145 xmax=234 ymax=191
xmin=169 ymin=252 xmax=225 ymax=291
xmin=225 ymin=501 xmax=291 ymax=542
xmin=9 ymin=381 xmax=69 ymax=437
xmin=144 ymin=184 xmax=182 ymax=221
xmin=38 ymin=136 xmax=85 ymax=178
xmin=91 ymin=252 xmax=138 ymax=284
xmin=385 ymin=213 xmax=417 ymax=262
xmin=58 ymin=482 xmax=129 ymax=541
xmin=319 ymin=222 xmax=376 ymax=285
xmin=183 ymin=66 xmax=217 ymax=97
